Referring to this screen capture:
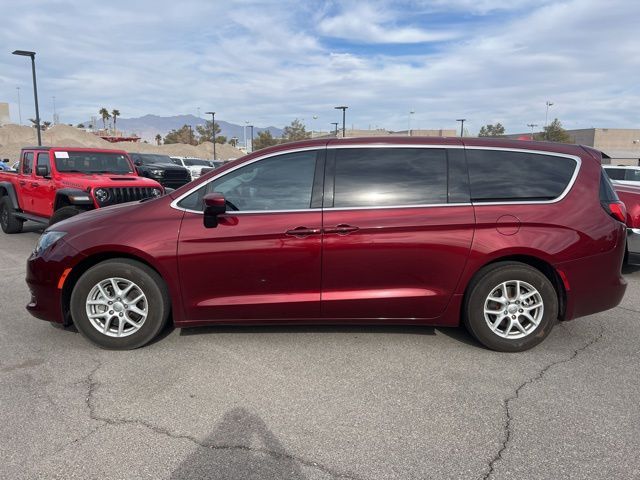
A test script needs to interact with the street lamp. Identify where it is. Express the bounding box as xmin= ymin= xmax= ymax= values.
xmin=527 ymin=123 xmax=538 ymax=140
xmin=544 ymin=101 xmax=554 ymax=140
xmin=12 ymin=50 xmax=41 ymax=145
xmin=205 ymin=111 xmax=216 ymax=160
xmin=331 ymin=122 xmax=339 ymax=136
xmin=334 ymin=106 xmax=348 ymax=137
xmin=15 ymin=87 xmax=22 ymax=125
xmin=247 ymin=125 xmax=254 ymax=153
xmin=456 ymin=119 xmax=466 ymax=137
xmin=408 ymin=110 xmax=415 ymax=136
